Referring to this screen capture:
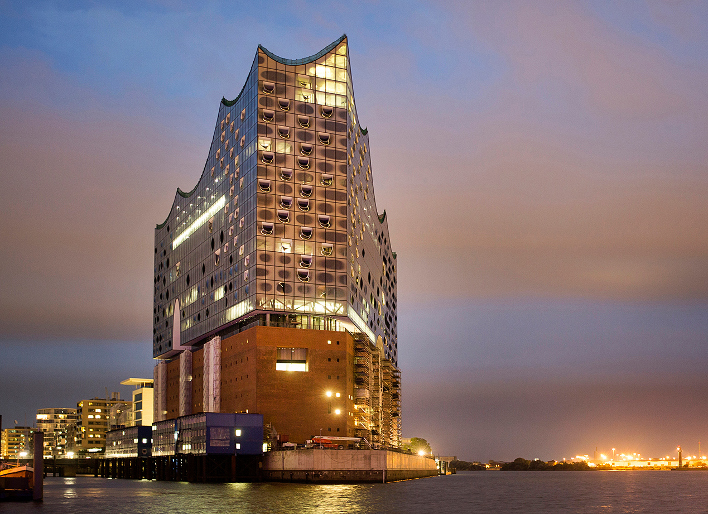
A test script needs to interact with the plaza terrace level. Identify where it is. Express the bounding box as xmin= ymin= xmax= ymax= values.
xmin=153 ymin=36 xmax=400 ymax=448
